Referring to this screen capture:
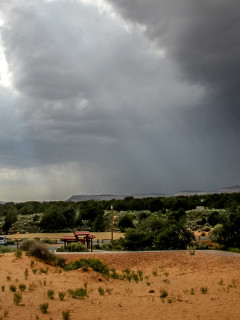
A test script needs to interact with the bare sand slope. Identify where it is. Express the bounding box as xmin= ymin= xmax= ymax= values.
xmin=0 ymin=251 xmax=240 ymax=320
